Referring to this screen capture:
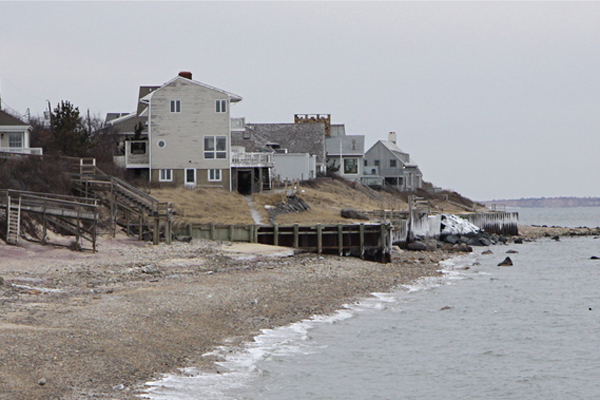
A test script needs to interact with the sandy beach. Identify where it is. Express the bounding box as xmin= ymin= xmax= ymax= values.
xmin=0 ymin=233 xmax=448 ymax=399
